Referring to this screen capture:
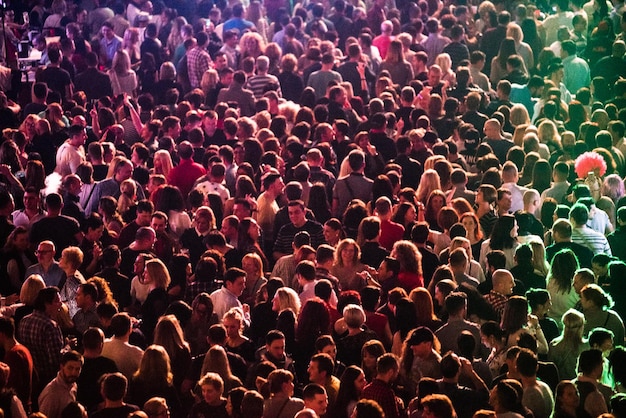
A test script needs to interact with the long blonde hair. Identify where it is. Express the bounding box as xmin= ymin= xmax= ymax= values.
xmin=201 ymin=345 xmax=235 ymax=380
xmin=134 ymin=344 xmax=173 ymax=385
xmin=153 ymin=150 xmax=173 ymax=178
xmin=153 ymin=315 xmax=190 ymax=363
xmin=145 ymin=258 xmax=171 ymax=289
xmin=274 ymin=287 xmax=301 ymax=315
xmin=112 ymin=49 xmax=132 ymax=75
